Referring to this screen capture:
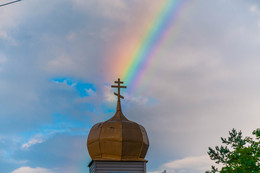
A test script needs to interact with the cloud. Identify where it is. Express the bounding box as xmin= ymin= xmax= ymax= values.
xmin=125 ymin=95 xmax=149 ymax=105
xmin=0 ymin=0 xmax=31 ymax=45
xmin=148 ymin=155 xmax=214 ymax=173
xmin=52 ymin=77 xmax=96 ymax=98
xmin=104 ymin=85 xmax=117 ymax=103
xmin=20 ymin=113 xmax=90 ymax=150
xmin=150 ymin=155 xmax=223 ymax=173
xmin=85 ymin=88 xmax=96 ymax=96
xmin=22 ymin=138 xmax=44 ymax=150
xmin=249 ymin=4 xmax=260 ymax=28
xmin=13 ymin=134 xmax=90 ymax=173
xmin=103 ymin=84 xmax=154 ymax=106
xmin=163 ymin=155 xmax=213 ymax=173
xmin=0 ymin=52 xmax=7 ymax=72
xmin=12 ymin=167 xmax=54 ymax=173
xmin=47 ymin=54 xmax=74 ymax=71
xmin=1 ymin=0 xmax=260 ymax=173
xmin=250 ymin=5 xmax=259 ymax=14
xmin=0 ymin=30 xmax=9 ymax=40
xmin=72 ymin=0 xmax=128 ymax=20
